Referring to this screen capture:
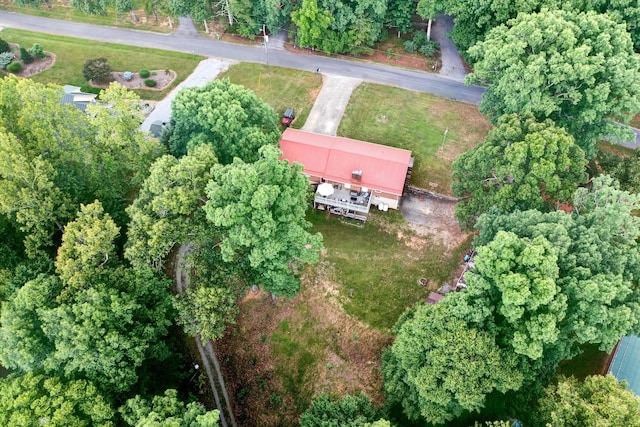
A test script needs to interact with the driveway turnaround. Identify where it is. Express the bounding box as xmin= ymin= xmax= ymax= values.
xmin=0 ymin=11 xmax=484 ymax=104
xmin=302 ymin=75 xmax=362 ymax=136
xmin=141 ymin=57 xmax=235 ymax=131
